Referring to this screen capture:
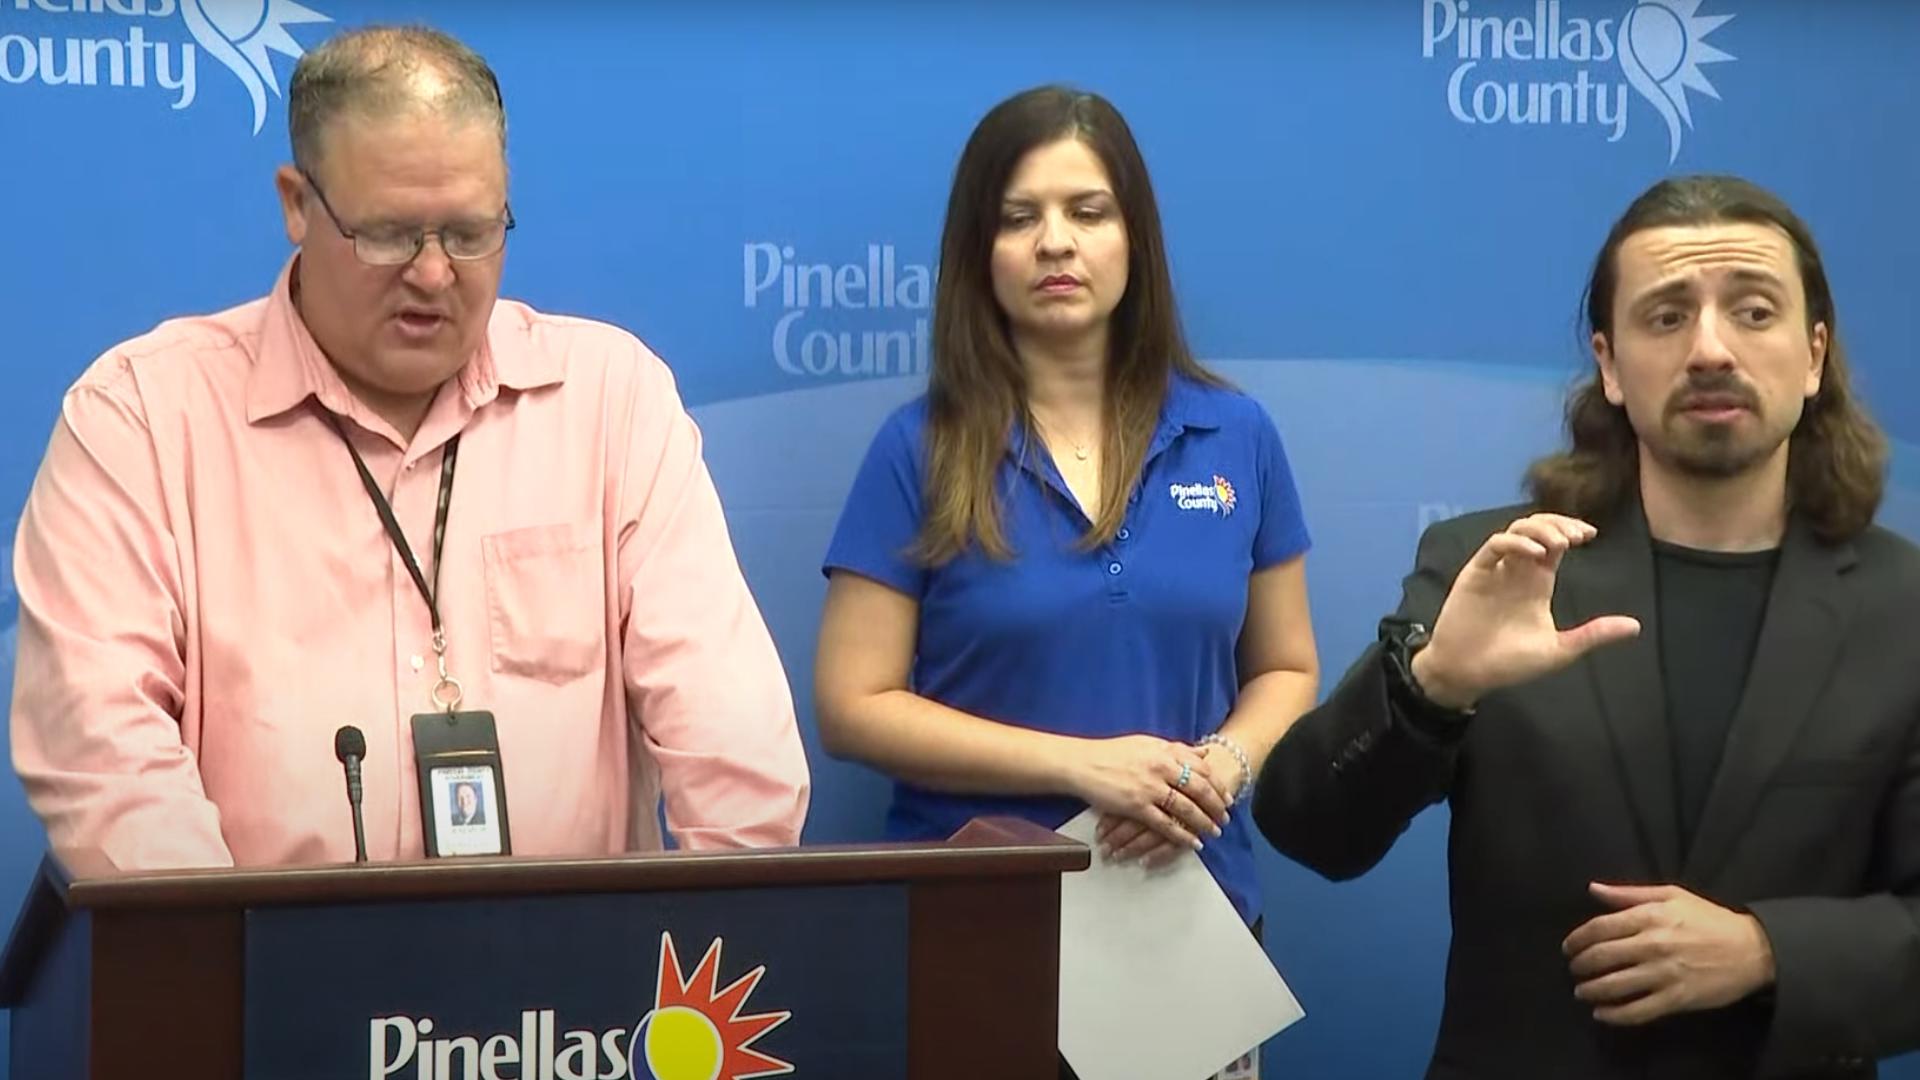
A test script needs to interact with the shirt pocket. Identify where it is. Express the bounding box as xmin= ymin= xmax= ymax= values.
xmin=481 ymin=524 xmax=605 ymax=685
